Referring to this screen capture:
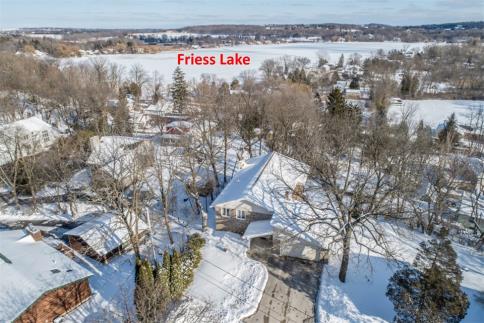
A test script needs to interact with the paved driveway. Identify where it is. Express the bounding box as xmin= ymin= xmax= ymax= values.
xmin=243 ymin=237 xmax=322 ymax=323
